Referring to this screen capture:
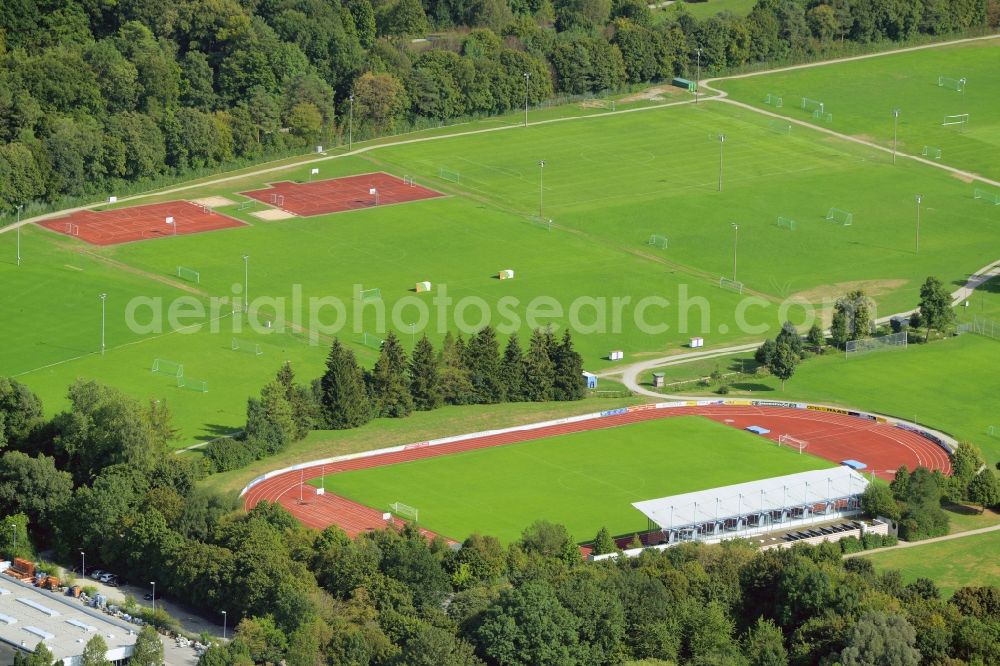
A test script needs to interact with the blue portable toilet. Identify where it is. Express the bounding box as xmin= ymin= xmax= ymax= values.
xmin=583 ymin=371 xmax=598 ymax=389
